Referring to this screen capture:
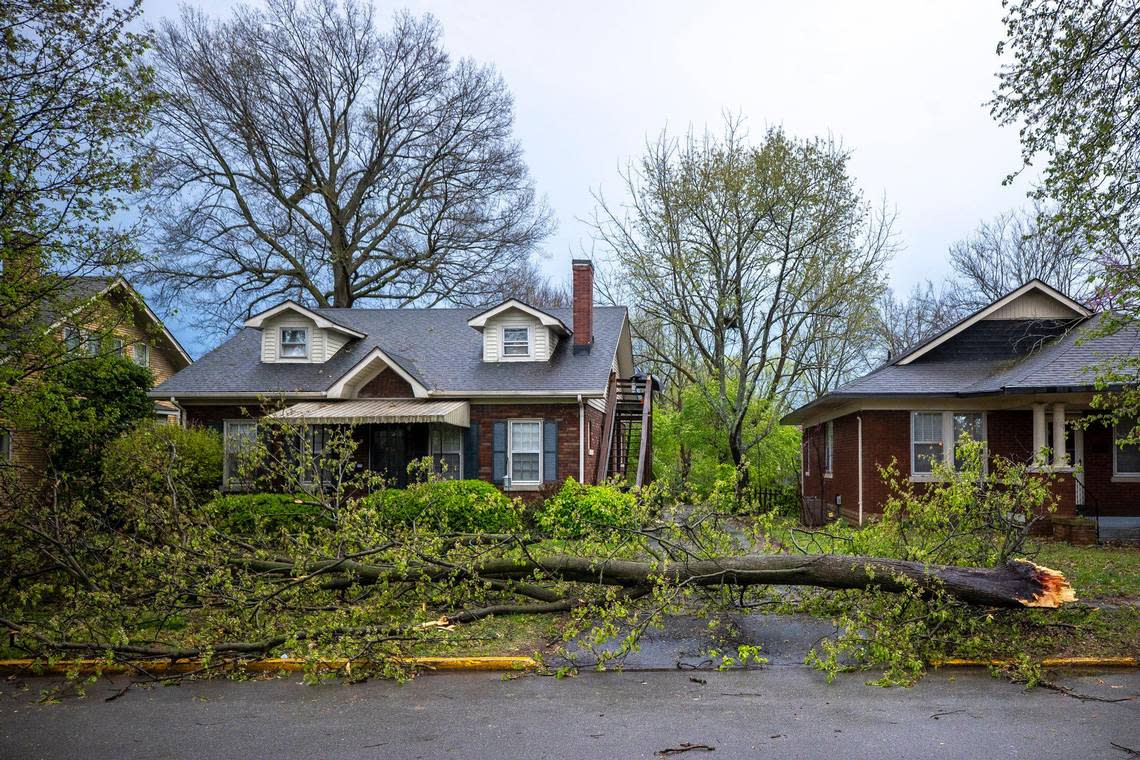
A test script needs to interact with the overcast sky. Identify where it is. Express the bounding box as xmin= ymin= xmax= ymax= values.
xmin=141 ymin=0 xmax=1035 ymax=330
